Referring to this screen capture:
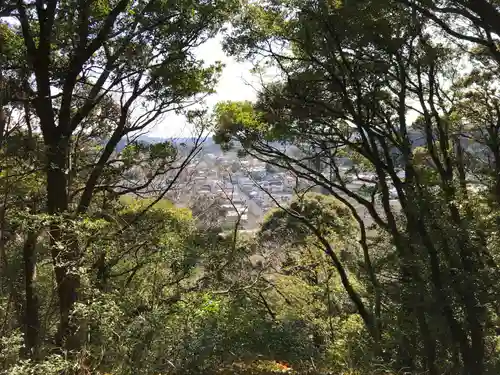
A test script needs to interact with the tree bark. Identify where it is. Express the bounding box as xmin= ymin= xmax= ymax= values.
xmin=46 ymin=136 xmax=81 ymax=352
xmin=0 ymin=107 xmax=5 ymax=145
xmin=23 ymin=231 xmax=40 ymax=358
